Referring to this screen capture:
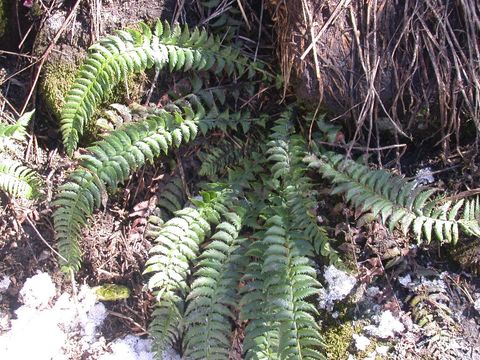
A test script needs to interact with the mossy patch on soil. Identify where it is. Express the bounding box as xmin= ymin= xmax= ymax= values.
xmin=39 ymin=60 xmax=146 ymax=125
xmin=39 ymin=61 xmax=77 ymax=120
